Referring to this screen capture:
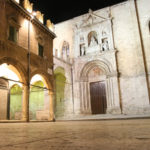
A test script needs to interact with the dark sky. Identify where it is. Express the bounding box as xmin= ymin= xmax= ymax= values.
xmin=29 ymin=0 xmax=126 ymax=24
